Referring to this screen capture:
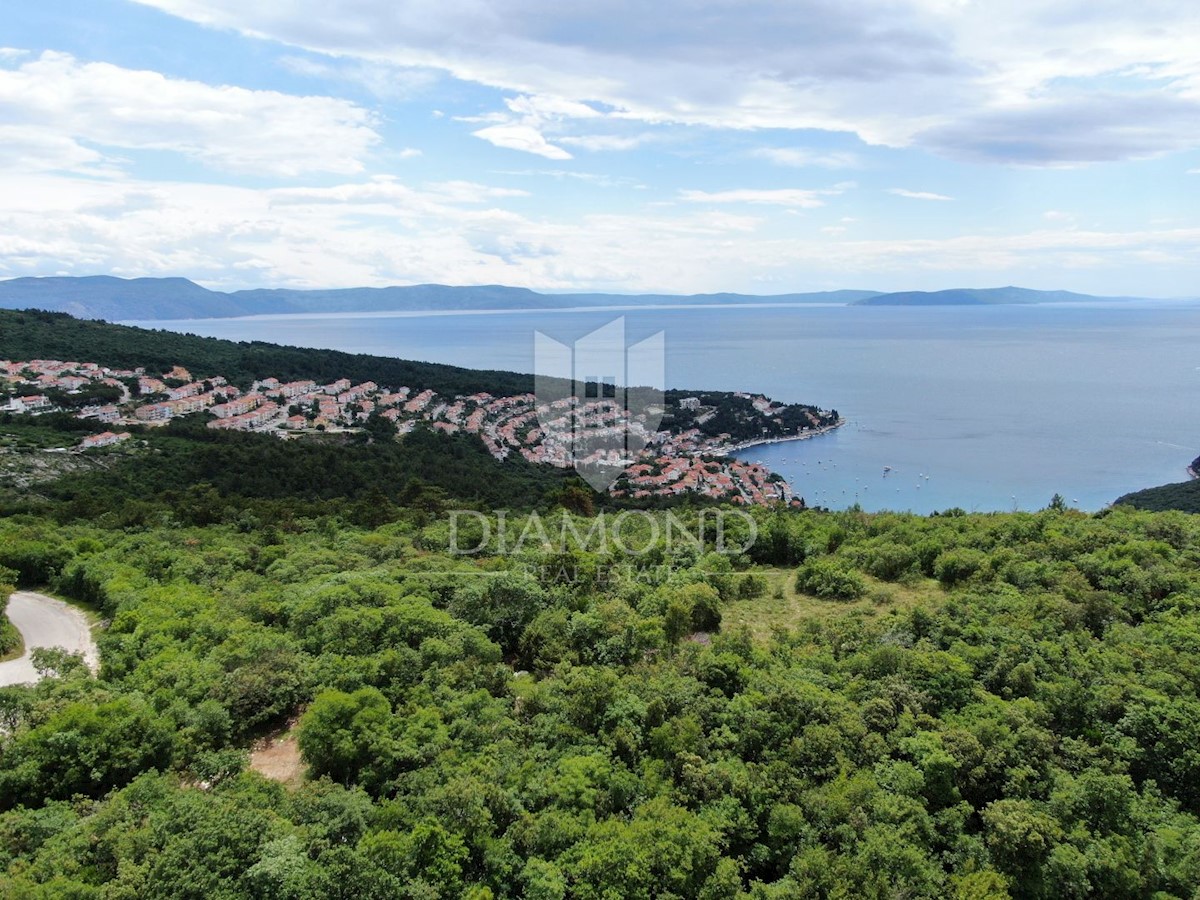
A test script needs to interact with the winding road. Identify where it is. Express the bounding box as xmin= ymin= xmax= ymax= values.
xmin=0 ymin=591 xmax=99 ymax=686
